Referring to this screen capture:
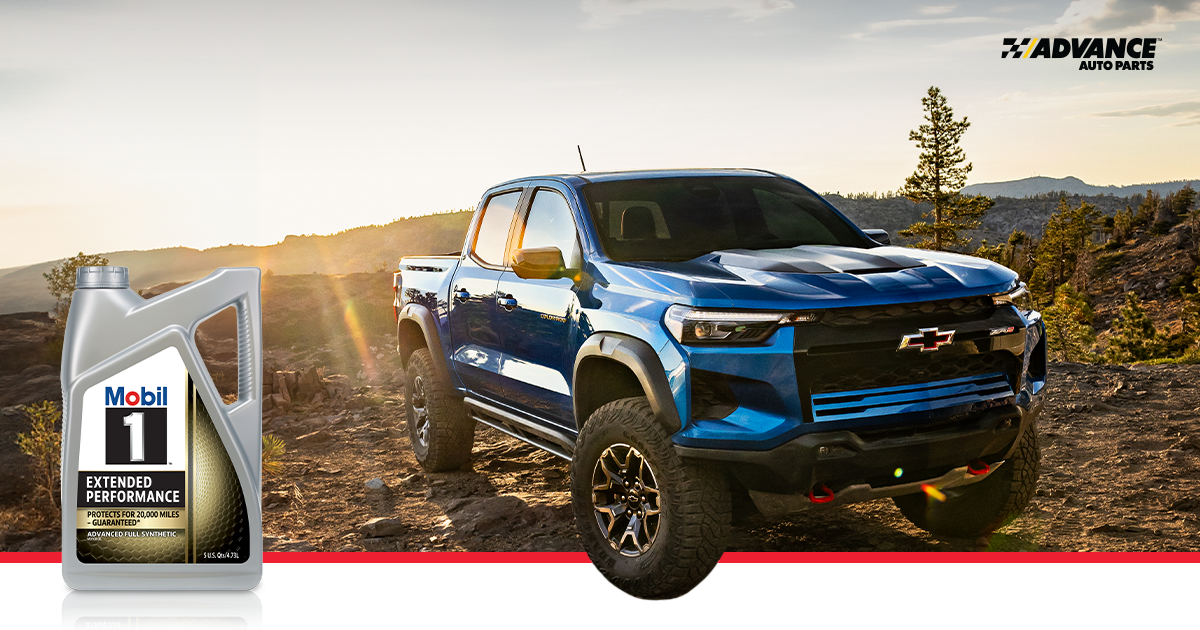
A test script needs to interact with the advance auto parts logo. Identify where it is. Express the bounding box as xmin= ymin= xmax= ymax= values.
xmin=1002 ymin=37 xmax=1159 ymax=71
